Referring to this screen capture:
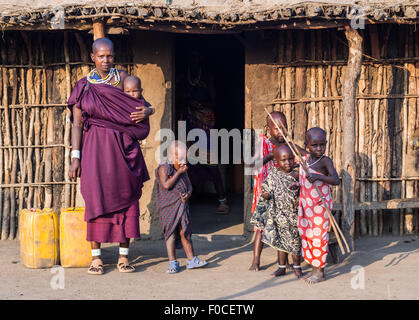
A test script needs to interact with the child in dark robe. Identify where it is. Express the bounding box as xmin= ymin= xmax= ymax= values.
xmin=155 ymin=141 xmax=208 ymax=274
